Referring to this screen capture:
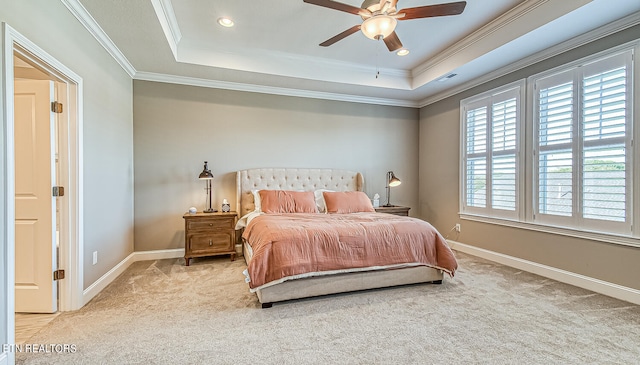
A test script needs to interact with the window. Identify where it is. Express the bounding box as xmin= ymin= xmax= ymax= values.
xmin=460 ymin=46 xmax=636 ymax=241
xmin=461 ymin=81 xmax=523 ymax=219
xmin=532 ymin=51 xmax=632 ymax=235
